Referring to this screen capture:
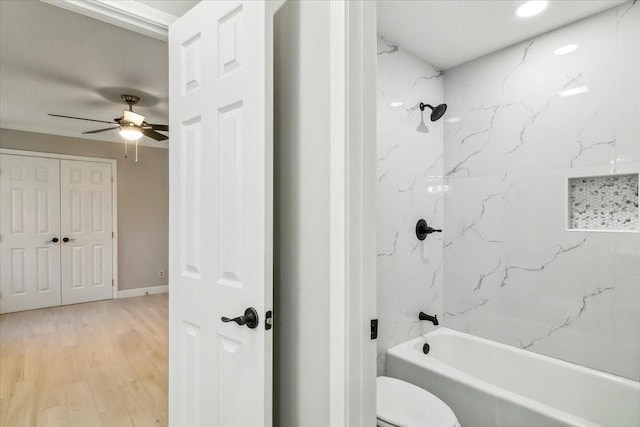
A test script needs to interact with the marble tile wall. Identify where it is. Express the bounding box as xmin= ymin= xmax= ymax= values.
xmin=442 ymin=1 xmax=640 ymax=380
xmin=376 ymin=35 xmax=444 ymax=374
